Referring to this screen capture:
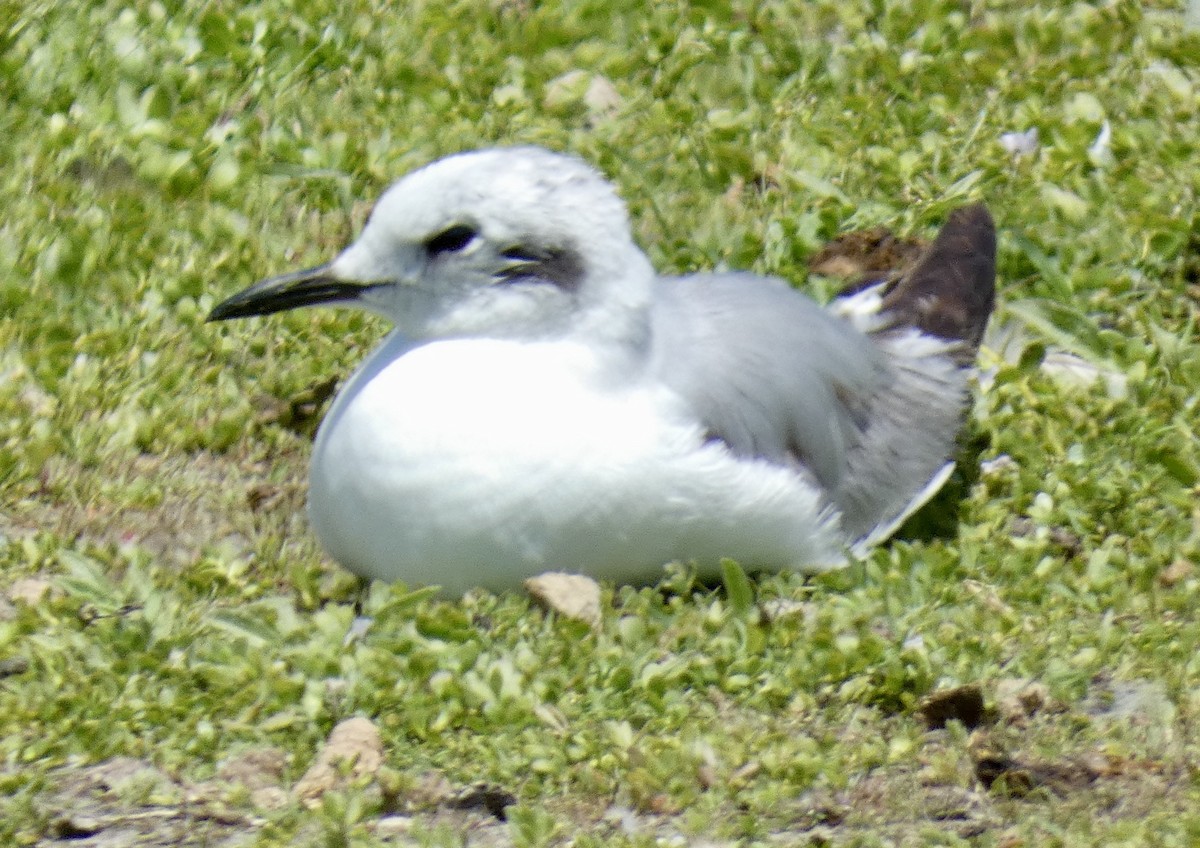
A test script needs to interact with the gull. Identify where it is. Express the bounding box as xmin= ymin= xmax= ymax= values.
xmin=210 ymin=146 xmax=995 ymax=596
